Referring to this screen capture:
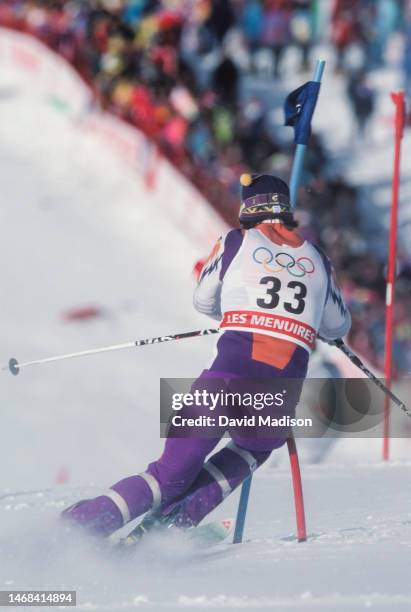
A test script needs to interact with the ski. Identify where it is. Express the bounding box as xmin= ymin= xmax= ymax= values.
xmin=117 ymin=517 xmax=234 ymax=550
